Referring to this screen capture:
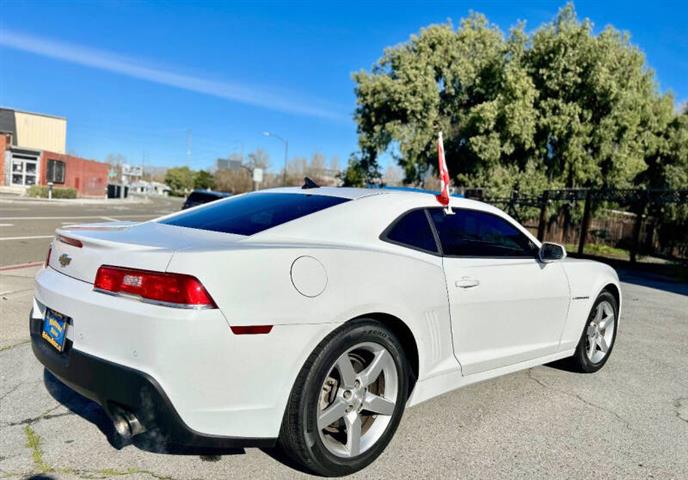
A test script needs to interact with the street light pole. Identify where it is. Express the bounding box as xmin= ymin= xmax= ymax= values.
xmin=263 ymin=131 xmax=288 ymax=186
